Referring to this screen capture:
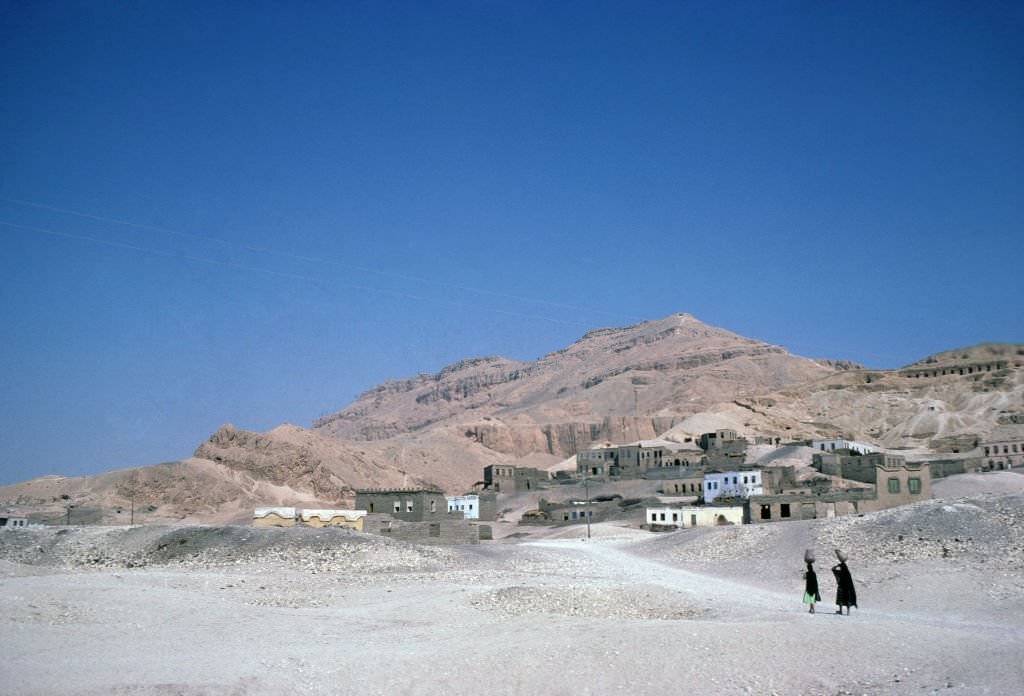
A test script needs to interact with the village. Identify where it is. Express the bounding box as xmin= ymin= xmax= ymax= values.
xmin=239 ymin=423 xmax=1024 ymax=546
